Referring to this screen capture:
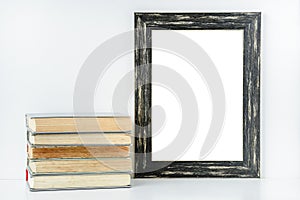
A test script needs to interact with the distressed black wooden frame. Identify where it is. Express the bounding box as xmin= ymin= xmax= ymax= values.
xmin=134 ymin=12 xmax=261 ymax=178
